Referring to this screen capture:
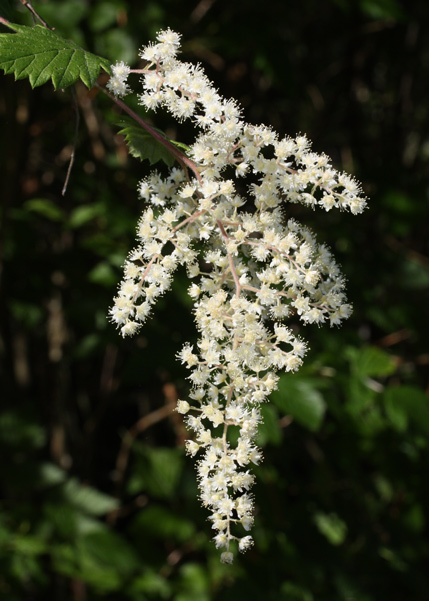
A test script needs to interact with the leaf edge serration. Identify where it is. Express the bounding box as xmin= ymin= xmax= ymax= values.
xmin=0 ymin=22 xmax=112 ymax=90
